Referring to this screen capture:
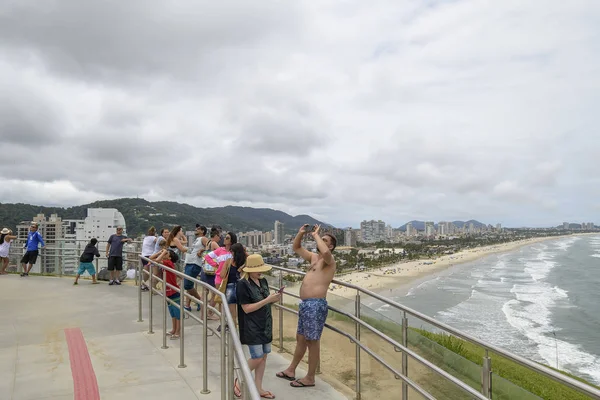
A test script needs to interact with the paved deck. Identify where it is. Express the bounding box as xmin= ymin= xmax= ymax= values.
xmin=0 ymin=275 xmax=348 ymax=400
